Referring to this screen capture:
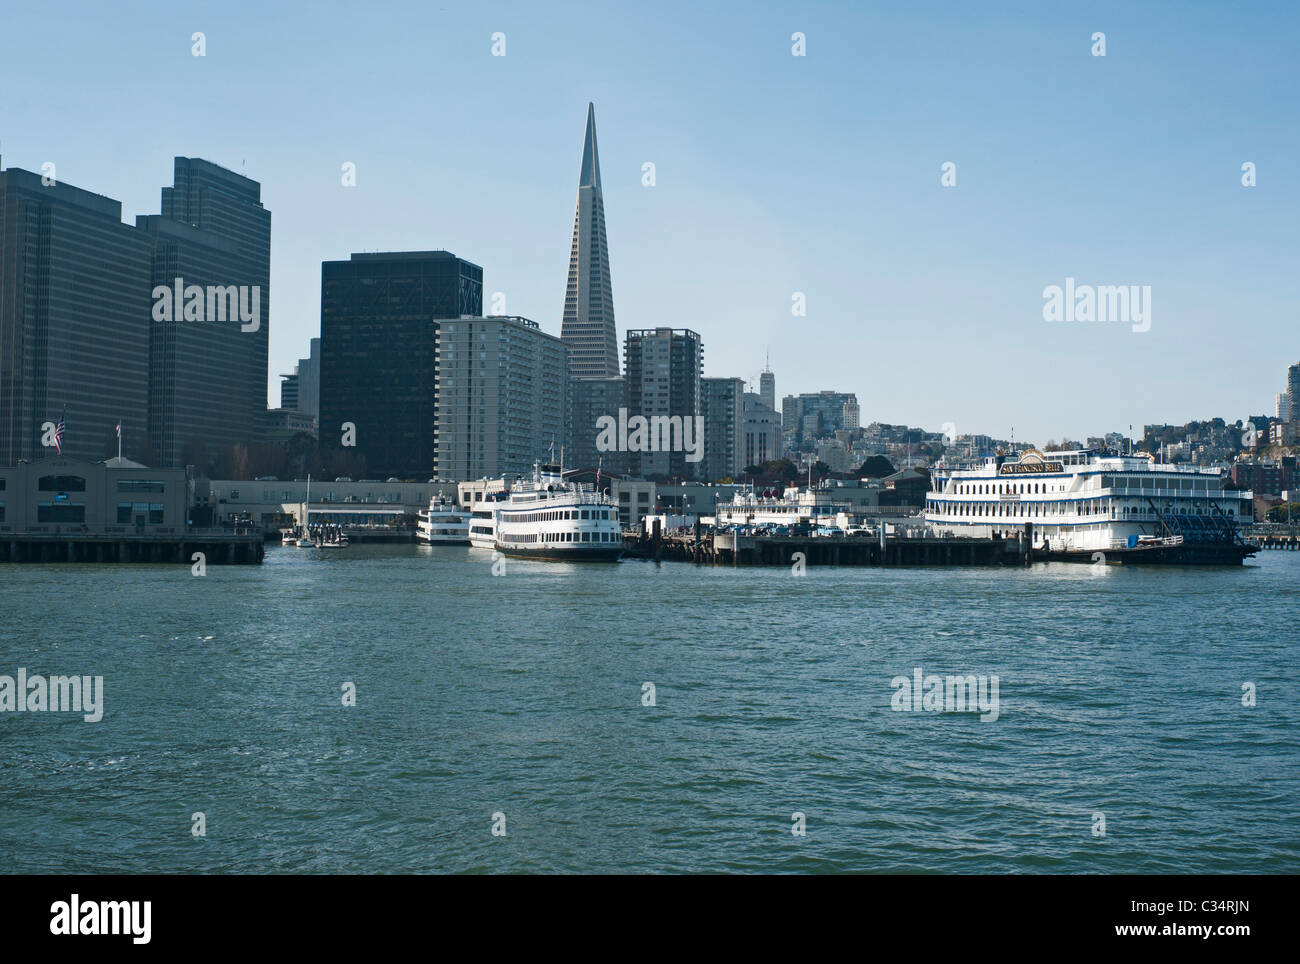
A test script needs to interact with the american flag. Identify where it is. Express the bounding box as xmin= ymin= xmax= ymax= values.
xmin=53 ymin=408 xmax=66 ymax=454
